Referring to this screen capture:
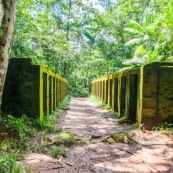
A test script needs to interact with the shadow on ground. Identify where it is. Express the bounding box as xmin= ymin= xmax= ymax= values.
xmin=25 ymin=98 xmax=173 ymax=173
